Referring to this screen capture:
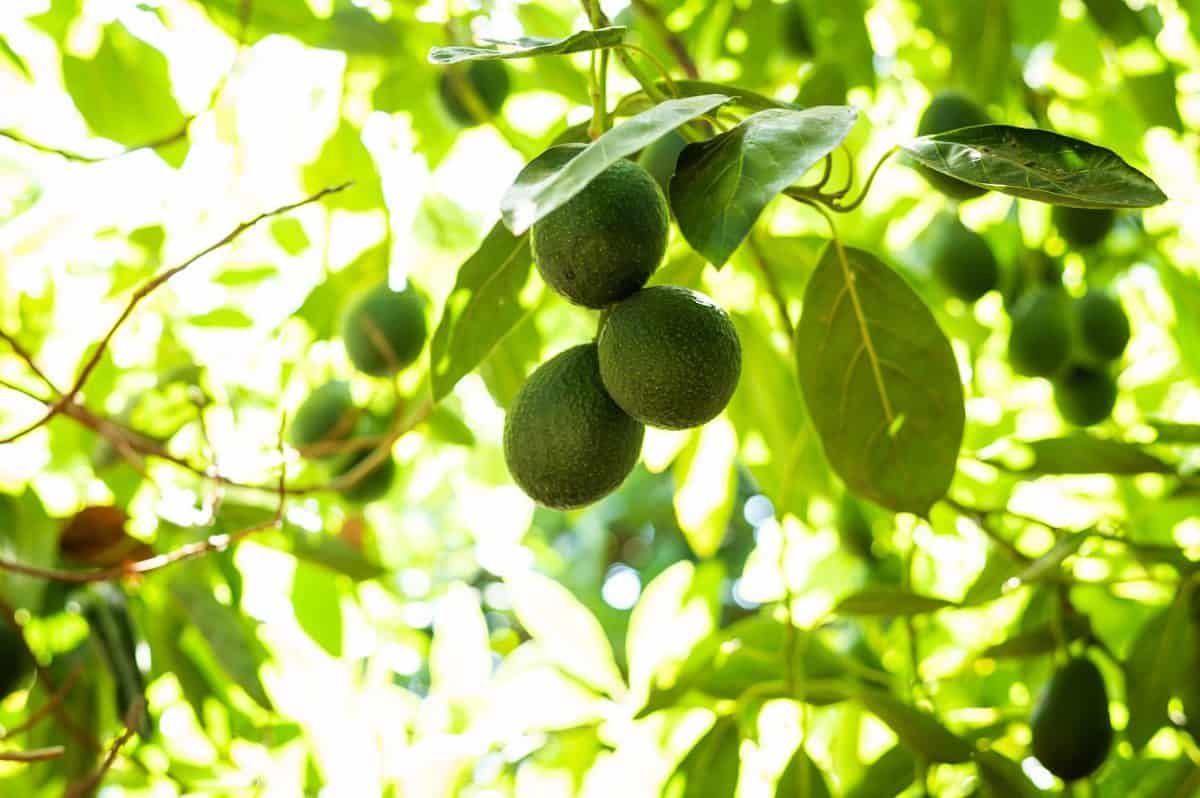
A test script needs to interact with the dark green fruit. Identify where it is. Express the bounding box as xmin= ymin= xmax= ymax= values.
xmin=1054 ymin=365 xmax=1118 ymax=427
xmin=335 ymin=448 xmax=396 ymax=504
xmin=1030 ymin=656 xmax=1113 ymax=781
xmin=638 ymin=131 xmax=688 ymax=197
xmin=1075 ymin=291 xmax=1130 ymax=362
xmin=289 ymin=381 xmax=356 ymax=455
xmin=795 ymin=61 xmax=848 ymax=108
xmin=598 ymin=286 xmax=742 ymax=430
xmin=0 ymin=616 xmax=31 ymax=701
xmin=504 ymin=344 xmax=644 ymax=509
xmin=342 ymin=281 xmax=427 ymax=377
xmin=782 ymin=1 xmax=815 ymax=58
xmin=930 ymin=213 xmax=999 ymax=302
xmin=438 ymin=60 xmax=510 ymax=127
xmin=1008 ymin=289 xmax=1072 ymax=378
xmin=916 ymin=92 xmax=990 ymax=201
xmin=531 ymin=146 xmax=669 ymax=308
xmin=1053 ymin=206 xmax=1116 ymax=249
